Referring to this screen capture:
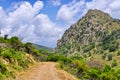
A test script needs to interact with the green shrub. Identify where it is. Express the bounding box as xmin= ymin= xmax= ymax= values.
xmin=102 ymin=53 xmax=107 ymax=60
xmin=0 ymin=73 xmax=3 ymax=79
xmin=88 ymin=69 xmax=100 ymax=80
xmin=0 ymin=62 xmax=7 ymax=74
xmin=108 ymin=44 xmax=117 ymax=52
xmin=117 ymin=50 xmax=120 ymax=56
xmin=103 ymin=65 xmax=111 ymax=72
xmin=102 ymin=43 xmax=117 ymax=52
xmin=0 ymin=37 xmax=5 ymax=43
xmin=111 ymin=60 xmax=117 ymax=67
xmin=82 ymin=43 xmax=95 ymax=52
xmin=10 ymin=36 xmax=23 ymax=51
xmin=1 ymin=49 xmax=13 ymax=62
xmin=47 ymin=54 xmax=71 ymax=63
xmin=39 ymin=48 xmax=48 ymax=54
xmin=107 ymin=54 xmax=113 ymax=61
